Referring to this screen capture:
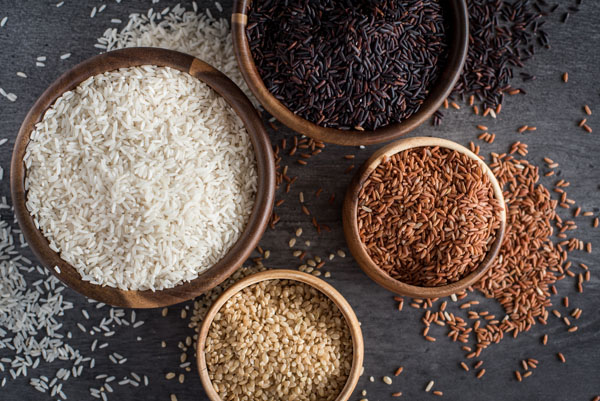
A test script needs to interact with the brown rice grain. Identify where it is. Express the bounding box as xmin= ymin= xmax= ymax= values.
xmin=205 ymin=279 xmax=352 ymax=400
